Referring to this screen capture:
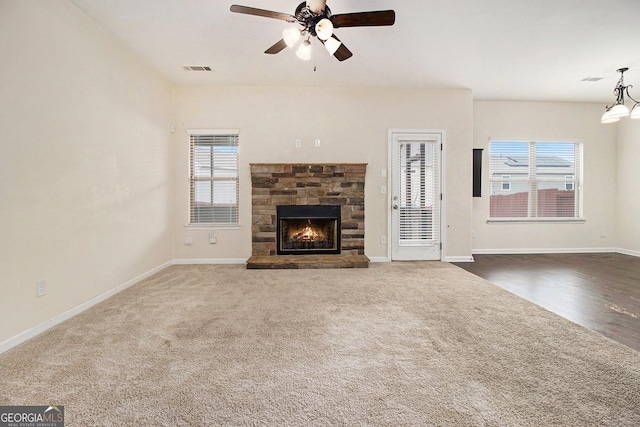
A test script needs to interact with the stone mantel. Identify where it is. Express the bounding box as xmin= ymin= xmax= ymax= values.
xmin=250 ymin=163 xmax=367 ymax=257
